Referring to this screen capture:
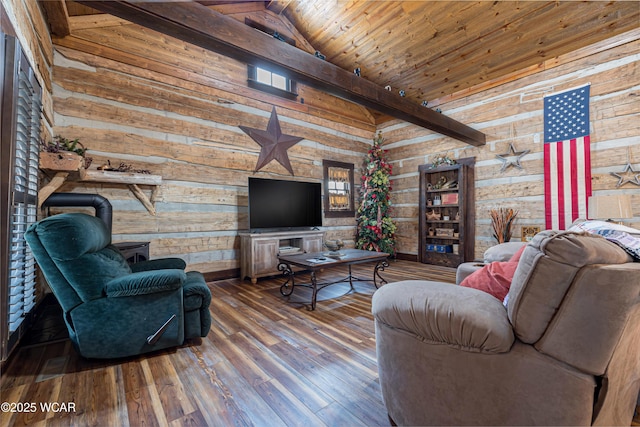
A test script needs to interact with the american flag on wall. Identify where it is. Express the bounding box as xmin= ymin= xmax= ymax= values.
xmin=543 ymin=84 xmax=592 ymax=230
